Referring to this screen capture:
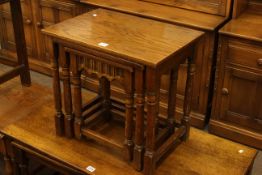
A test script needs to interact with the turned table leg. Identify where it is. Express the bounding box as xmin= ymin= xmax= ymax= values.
xmin=182 ymin=55 xmax=195 ymax=141
xmin=50 ymin=41 xmax=64 ymax=136
xmin=99 ymin=77 xmax=111 ymax=120
xmin=71 ymin=54 xmax=83 ymax=139
xmin=133 ymin=69 xmax=145 ymax=171
xmin=123 ymin=71 xmax=134 ymax=161
xmin=10 ymin=0 xmax=31 ymax=86
xmin=61 ymin=49 xmax=73 ymax=138
xmin=167 ymin=69 xmax=179 ymax=133
xmin=144 ymin=68 xmax=160 ymax=175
